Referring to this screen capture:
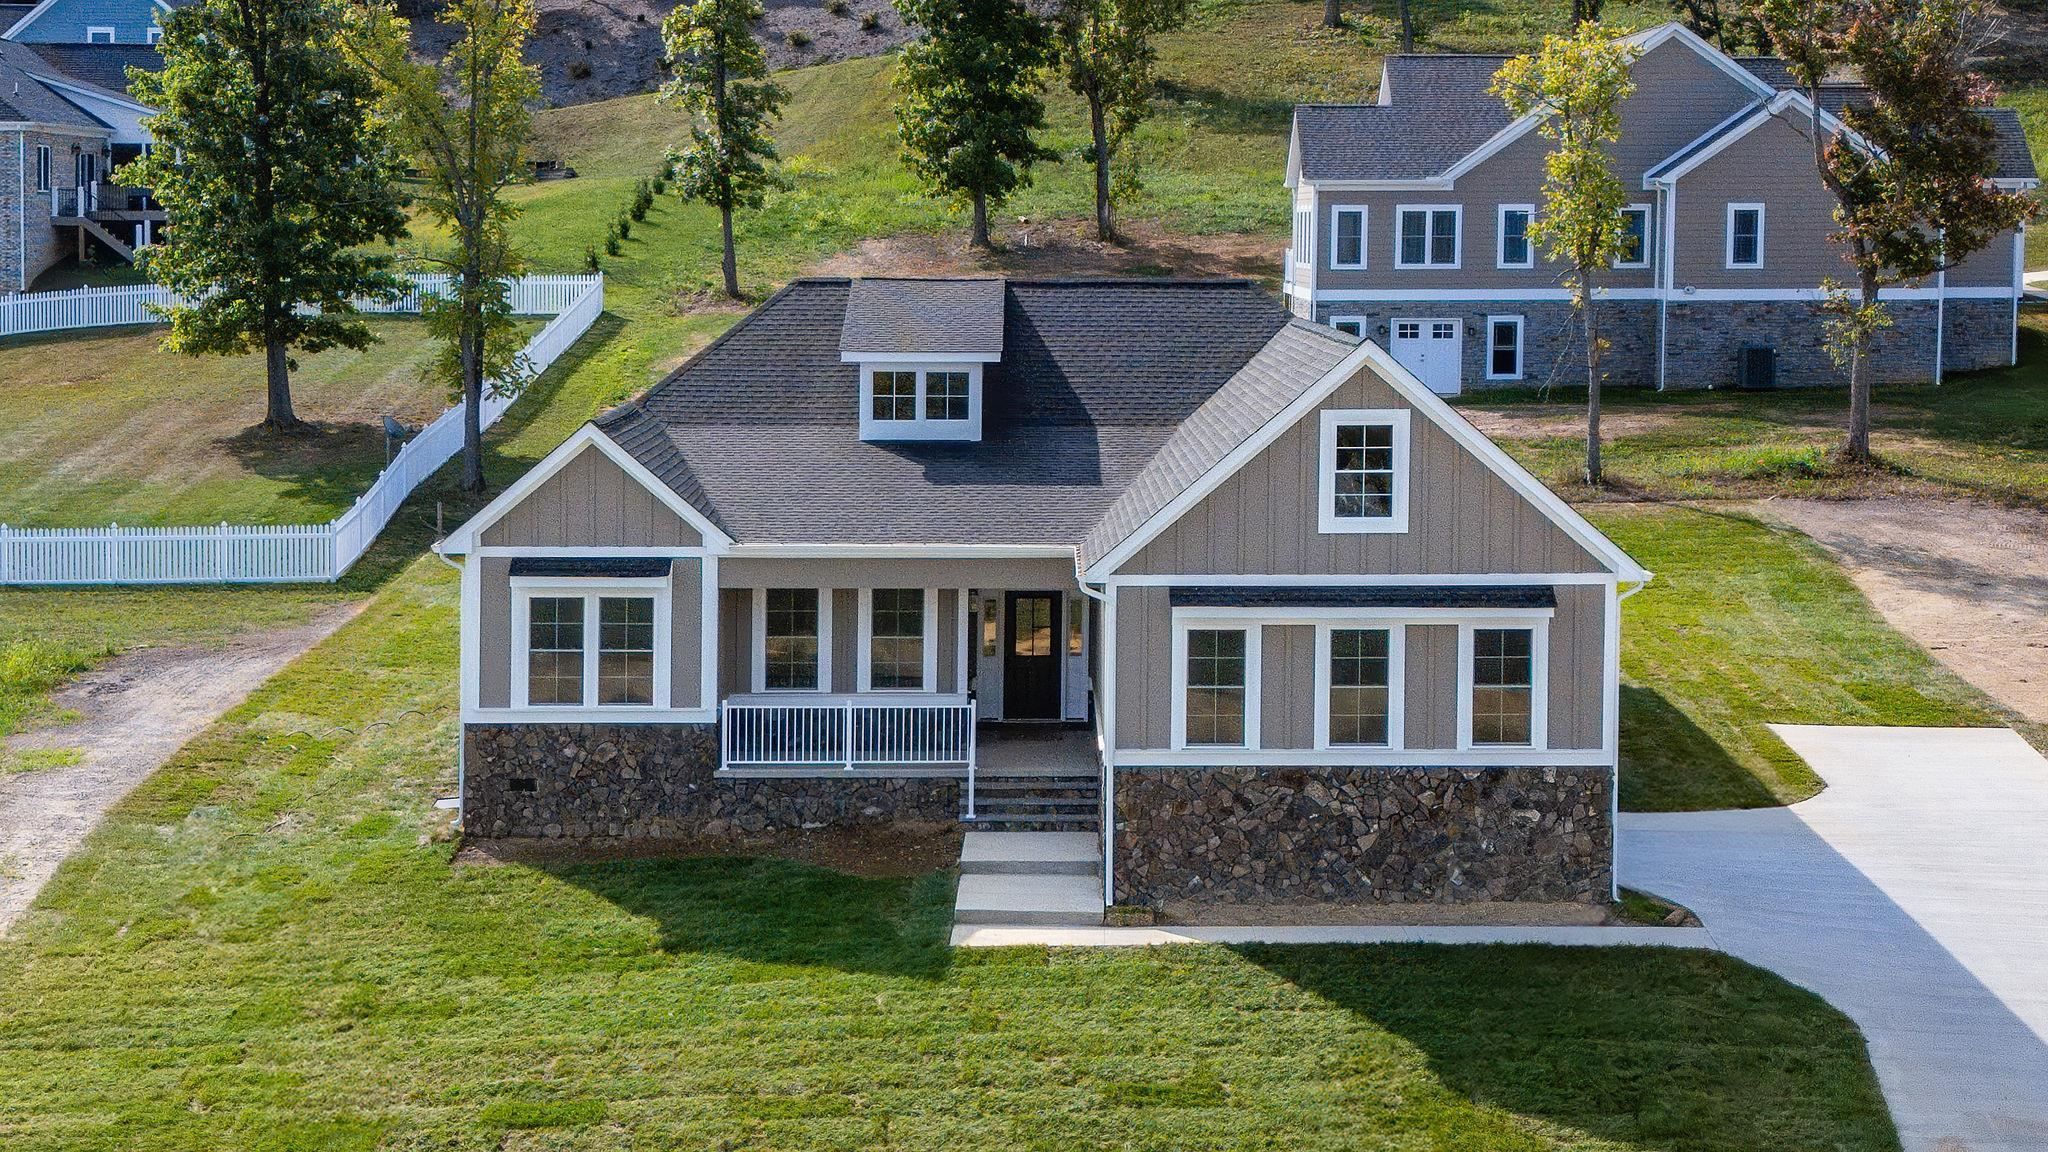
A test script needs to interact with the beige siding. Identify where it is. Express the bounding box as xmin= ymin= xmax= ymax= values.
xmin=1114 ymin=585 xmax=1174 ymax=750
xmin=1549 ymin=583 xmax=1606 ymax=750
xmin=481 ymin=446 xmax=703 ymax=548
xmin=1260 ymin=625 xmax=1317 ymax=750
xmin=830 ymin=588 xmax=858 ymax=693
xmin=1123 ymin=367 xmax=1603 ymax=576
xmin=670 ymin=559 xmax=703 ymax=709
xmin=479 ymin=557 xmax=512 ymax=708
xmin=719 ymin=588 xmax=751 ymax=698
xmin=1674 ymin=111 xmax=1844 ymax=288
xmin=1947 ymin=228 xmax=2022 ymax=289
xmin=718 ymin=557 xmax=1075 ymax=591
xmin=1404 ymin=624 xmax=1459 ymax=749
xmin=937 ymin=589 xmax=960 ymax=692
